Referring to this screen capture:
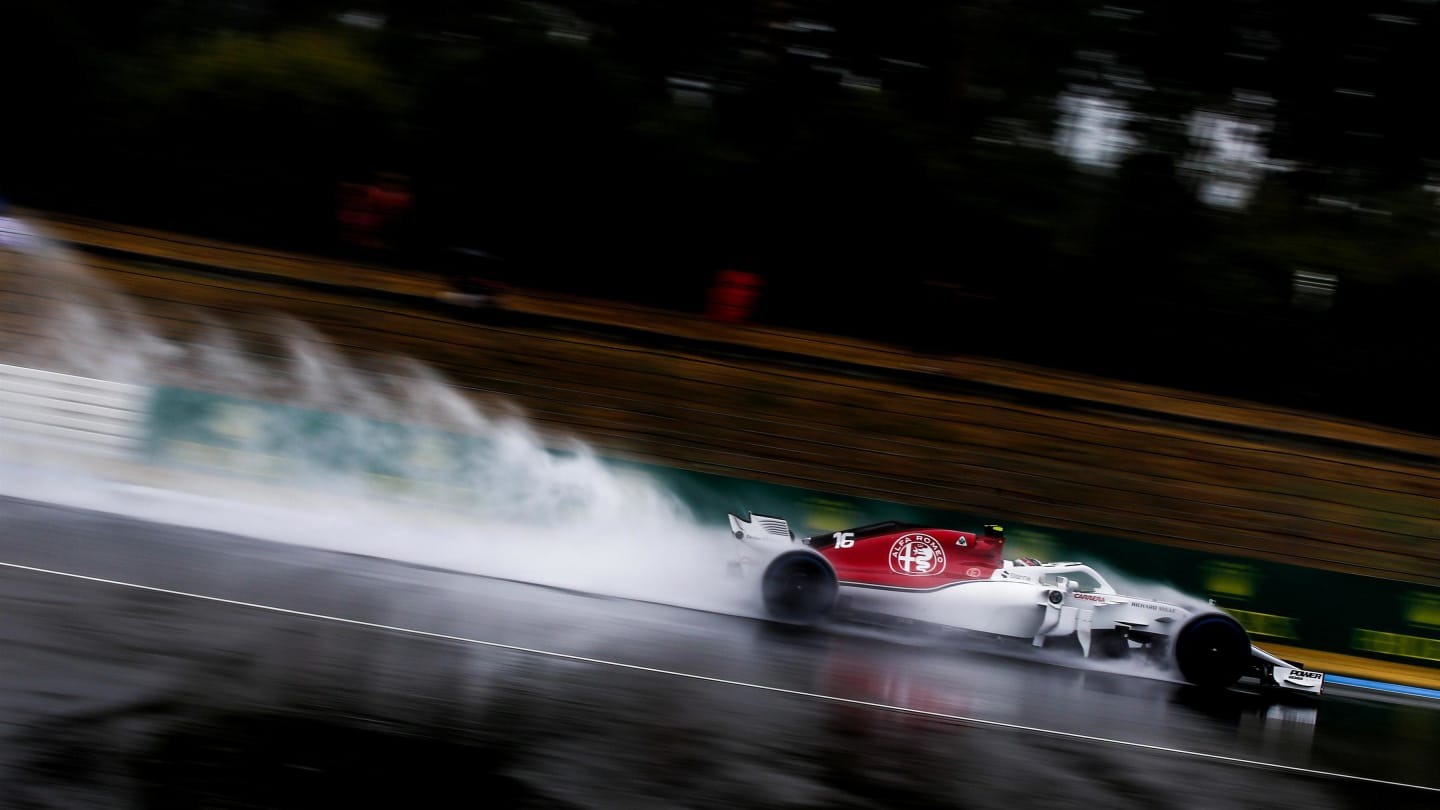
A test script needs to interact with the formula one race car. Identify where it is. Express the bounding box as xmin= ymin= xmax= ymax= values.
xmin=727 ymin=512 xmax=1324 ymax=695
